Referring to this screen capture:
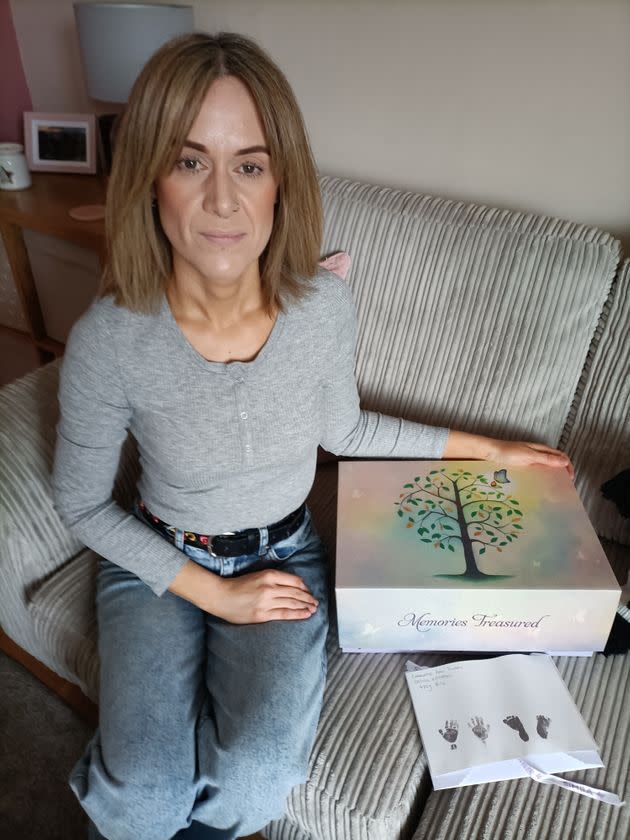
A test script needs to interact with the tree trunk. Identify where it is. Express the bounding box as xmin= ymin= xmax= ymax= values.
xmin=452 ymin=478 xmax=489 ymax=579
